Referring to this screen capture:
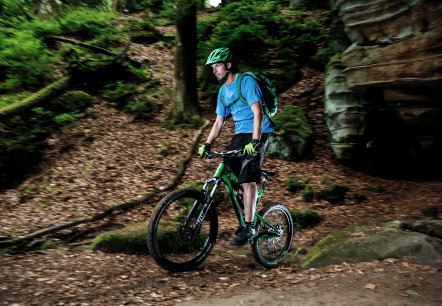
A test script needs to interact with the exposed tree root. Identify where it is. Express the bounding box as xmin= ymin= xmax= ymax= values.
xmin=0 ymin=121 xmax=209 ymax=249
